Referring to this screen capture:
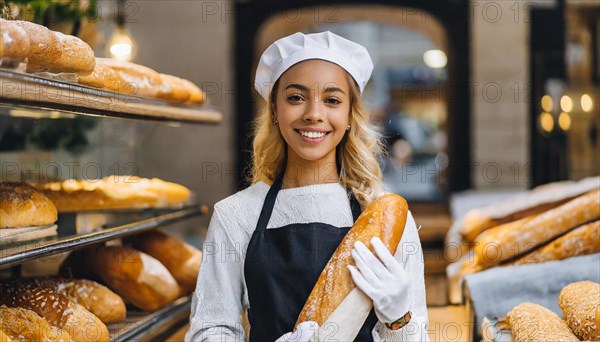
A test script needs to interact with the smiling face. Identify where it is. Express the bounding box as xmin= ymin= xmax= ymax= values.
xmin=272 ymin=59 xmax=352 ymax=168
